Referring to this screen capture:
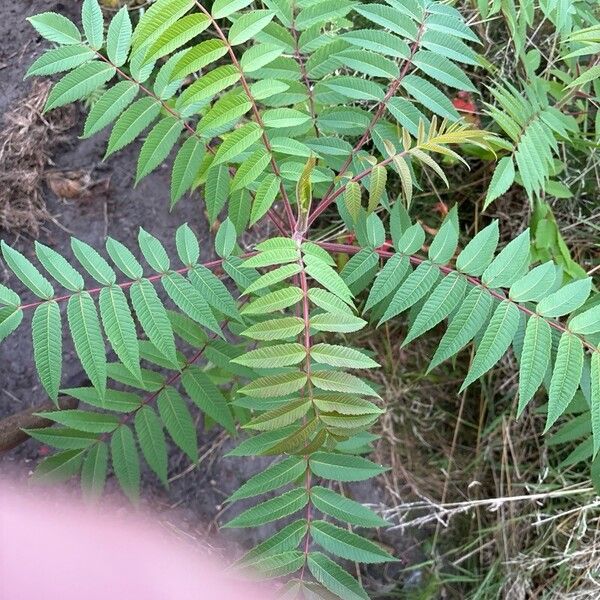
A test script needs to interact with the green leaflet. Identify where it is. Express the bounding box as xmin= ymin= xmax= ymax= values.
xmin=171 ymin=137 xmax=205 ymax=206
xmin=309 ymin=452 xmax=387 ymax=481
xmin=243 ymin=248 xmax=300 ymax=269
xmin=413 ymin=50 xmax=475 ymax=91
xmin=482 ymin=229 xmax=530 ymax=289
xmin=169 ymin=310 xmax=208 ymax=348
xmin=26 ymin=46 xmax=95 ymax=78
xmin=177 ymin=66 xmax=241 ymax=113
xmin=313 ymin=394 xmax=382 ymax=416
xmin=175 ymin=223 xmax=199 ymax=267
xmin=311 ymin=520 xmax=395 ymax=563
xmin=35 ymin=241 xmax=84 ymax=292
xmin=182 ymin=366 xmax=235 ymax=434
xmin=396 ymin=223 xmax=425 ymax=254
xmin=233 ymin=343 xmax=306 ymax=368
xmin=536 ymin=278 xmax=592 ymax=318
xmin=228 ymin=10 xmax=274 ymax=46
xmin=107 ymin=363 xmax=165 ymax=391
xmin=455 ymin=221 xmax=499 ymax=276
xmin=231 ymin=148 xmax=272 ymax=192
xmin=509 ymin=262 xmax=558 ymax=303
xmin=215 ymin=218 xmax=237 ymax=259
xmin=517 ymin=315 xmax=552 ymax=417
xmin=242 ymin=552 xmax=305 ymax=580
xmin=365 ymin=254 xmax=410 ymax=311
xmin=27 ymin=12 xmax=81 ymax=45
xmin=308 ymin=288 xmax=354 ymax=315
xmin=226 ymin=426 xmax=297 ymax=457
xmin=570 ymin=305 xmax=600 ymax=335
xmin=546 ymin=333 xmax=584 ymax=432
xmin=591 ymin=353 xmax=600 ymax=456
xmin=310 ymin=312 xmax=367 ymax=333
xmin=67 ymin=292 xmax=106 ymax=398
xmin=63 ymin=387 xmax=141 ymax=412
xmin=45 ymin=62 xmax=116 ymax=112
xmin=307 ymin=552 xmax=369 ymax=600
xmin=354 ymin=4 xmax=417 ymax=39
xmin=341 ymin=249 xmax=379 ymax=292
xmin=304 ymin=254 xmax=353 ymax=305
xmin=301 ymin=242 xmax=336 ymax=265
xmin=26 ymin=427 xmax=98 ymax=450
xmin=428 ymin=286 xmax=493 ymax=372
xmin=158 ymin=387 xmax=198 ymax=462
xmin=99 ymin=286 xmax=141 ymax=381
xmin=83 ymin=81 xmax=139 ymax=139
xmin=189 ymin=265 xmax=241 ymax=321
xmin=212 ymin=0 xmax=253 ymax=19
xmin=32 ymin=301 xmax=62 ymax=402
xmin=36 ymin=410 xmax=119 ymax=433
xmin=311 ymin=344 xmax=379 ymax=369
xmin=296 ymin=0 xmax=354 ymax=29
xmin=240 ymin=372 xmax=308 ymax=398
xmin=135 ymin=405 xmax=168 ymax=485
xmin=33 ymin=449 xmax=86 ymax=483
xmin=484 ymin=157 xmax=515 ymax=209
xmin=311 ymin=371 xmax=380 ymax=397
xmin=237 ymin=519 xmax=308 ymax=565
xmin=214 ymin=123 xmax=263 ymax=165
xmin=428 ymin=218 xmax=459 ymax=264
xmin=162 ymin=272 xmax=222 ymax=337
xmin=461 ymin=301 xmax=520 ymax=391
xmin=1 ymin=241 xmax=54 ymax=299
xmin=263 ymin=108 xmax=311 ymax=128
xmin=241 ymin=43 xmax=284 ymax=72
xmin=251 ymin=174 xmax=281 ymax=225
xmin=140 ymin=340 xmax=181 ymax=369
xmin=106 ymin=237 xmax=144 ymax=280
xmin=0 ymin=285 xmax=20 ymax=308
xmin=380 ymin=261 xmax=439 ymax=324
xmin=136 ymin=117 xmax=184 ymax=184
xmin=71 ymin=238 xmax=116 ymax=285
xmin=143 ymin=14 xmax=210 ymax=64
xmin=344 ymin=182 xmax=361 ymax=222
xmin=401 ymin=75 xmax=460 ymax=121
xmin=242 ymin=286 xmax=303 ymax=315
xmin=227 ymin=456 xmax=306 ymax=502
xmin=106 ymin=98 xmax=162 ymax=157
xmin=367 ymin=166 xmax=387 ymax=213
xmin=107 ymin=7 xmax=132 ymax=67
xmin=310 ymin=486 xmax=390 ymax=527
xmin=242 ymin=316 xmax=305 ymax=341
xmin=130 ymin=278 xmax=177 ymax=365
xmin=244 ymin=263 xmax=302 ymax=295
xmin=81 ymin=442 xmax=108 ymax=499
xmin=111 ymin=425 xmax=140 ymax=503
xmin=131 ymin=0 xmax=194 ymax=51
xmin=172 ymin=39 xmax=227 ymax=79
xmin=403 ymin=272 xmax=467 ymax=346
xmin=244 ymin=399 xmax=311 ymax=431
xmin=341 ymin=28 xmax=410 ymax=59
xmin=224 ymin=488 xmax=308 ymax=528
